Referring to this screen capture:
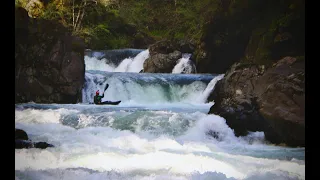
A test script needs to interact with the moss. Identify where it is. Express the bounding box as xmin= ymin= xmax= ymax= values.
xmin=245 ymin=8 xmax=298 ymax=66
xmin=255 ymin=29 xmax=275 ymax=63
xmin=174 ymin=32 xmax=186 ymax=40
xmin=246 ymin=28 xmax=266 ymax=59
xmin=295 ymin=56 xmax=305 ymax=62
xmin=277 ymin=13 xmax=295 ymax=28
